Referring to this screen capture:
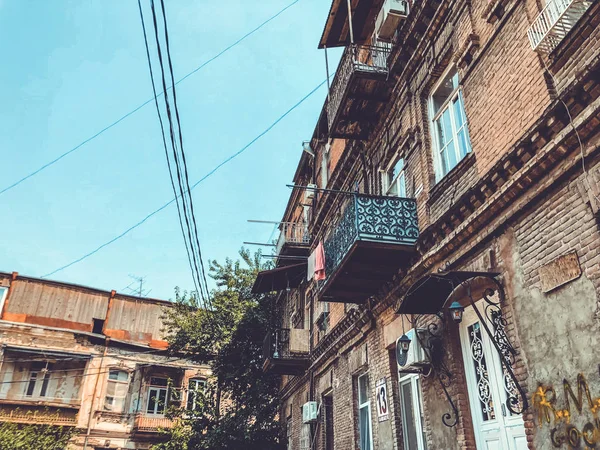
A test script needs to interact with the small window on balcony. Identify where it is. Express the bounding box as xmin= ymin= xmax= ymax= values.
xmin=429 ymin=68 xmax=472 ymax=181
xmin=147 ymin=377 xmax=169 ymax=415
xmin=24 ymin=363 xmax=52 ymax=398
xmin=104 ymin=369 xmax=129 ymax=413
xmin=187 ymin=378 xmax=206 ymax=411
xmin=382 ymin=157 xmax=406 ymax=197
